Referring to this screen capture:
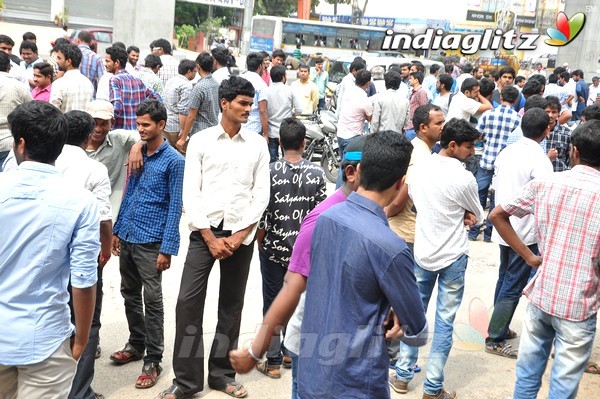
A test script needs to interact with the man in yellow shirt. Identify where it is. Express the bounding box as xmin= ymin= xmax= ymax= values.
xmin=291 ymin=64 xmax=319 ymax=114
